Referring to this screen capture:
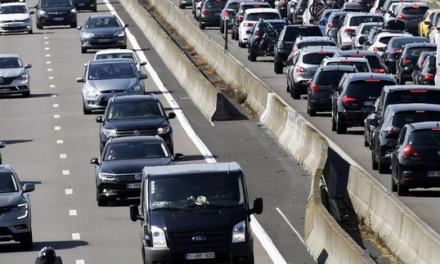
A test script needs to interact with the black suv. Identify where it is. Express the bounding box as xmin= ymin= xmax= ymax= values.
xmin=382 ymin=36 xmax=428 ymax=74
xmin=90 ymin=136 xmax=183 ymax=206
xmin=307 ymin=65 xmax=357 ymax=116
xmin=371 ymin=104 xmax=440 ymax=173
xmin=35 ymin=0 xmax=77 ymax=29
xmin=331 ymin=73 xmax=396 ymax=134
xmin=391 ymin=122 xmax=440 ymax=196
xmin=96 ymin=95 xmax=176 ymax=153
xmin=274 ymin=25 xmax=322 ymax=74
xmin=333 ymin=50 xmax=389 ymax=73
xmin=395 ymin=43 xmax=436 ymax=85
xmin=130 ymin=162 xmax=263 ymax=264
